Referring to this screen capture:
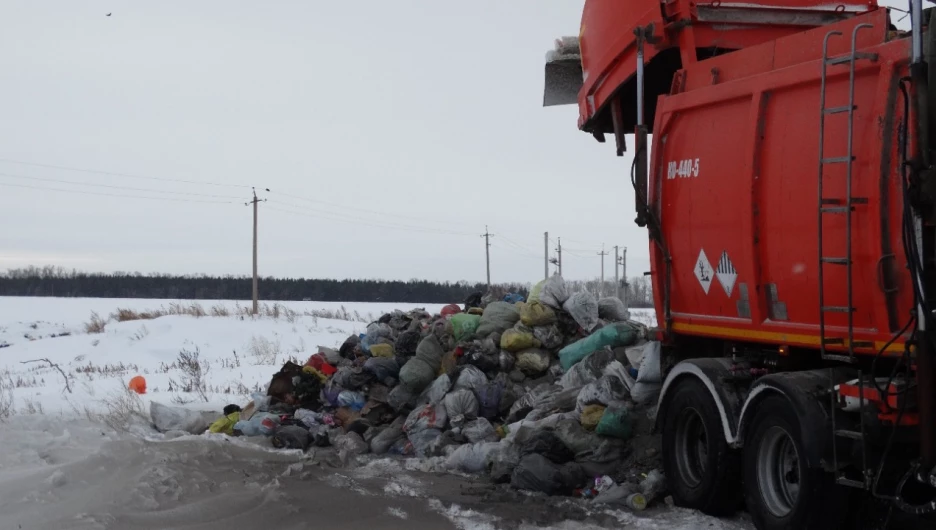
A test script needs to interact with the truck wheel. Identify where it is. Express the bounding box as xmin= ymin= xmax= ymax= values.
xmin=661 ymin=378 xmax=741 ymax=515
xmin=743 ymin=395 xmax=847 ymax=530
